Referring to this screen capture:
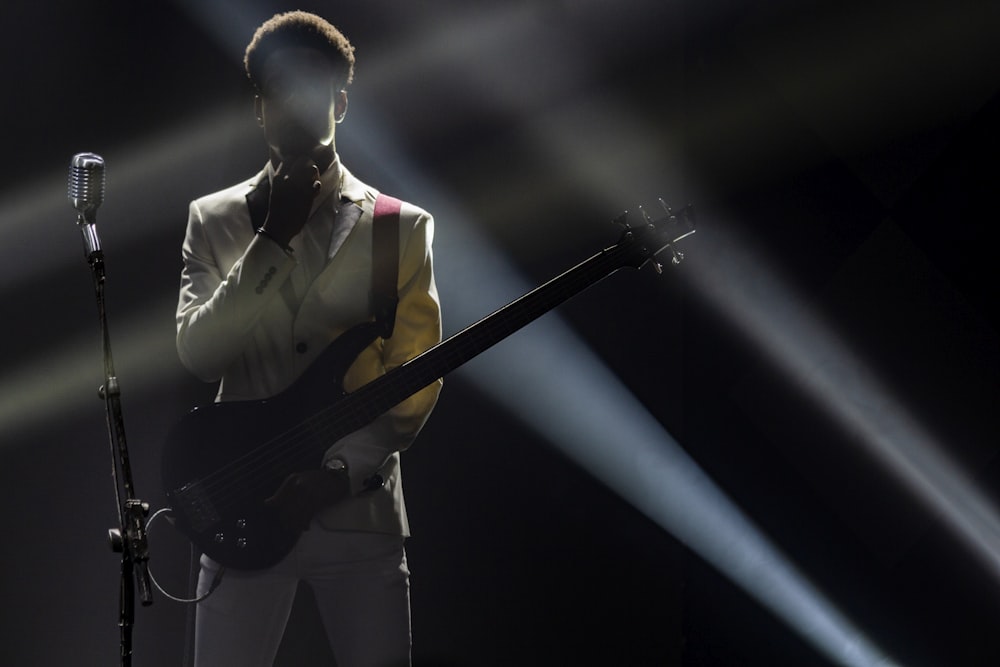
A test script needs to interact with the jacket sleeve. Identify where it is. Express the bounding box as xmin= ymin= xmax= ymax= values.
xmin=176 ymin=198 xmax=297 ymax=382
xmin=327 ymin=206 xmax=443 ymax=492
